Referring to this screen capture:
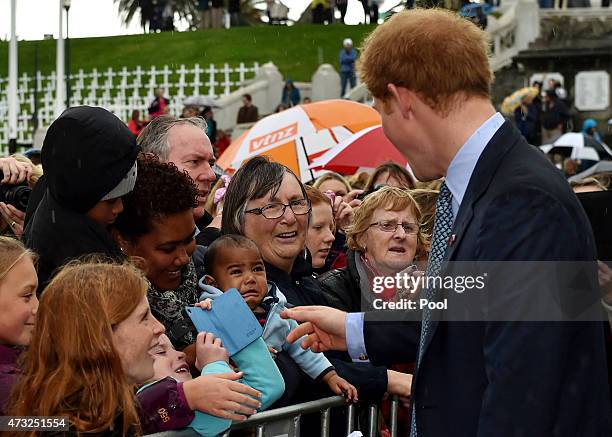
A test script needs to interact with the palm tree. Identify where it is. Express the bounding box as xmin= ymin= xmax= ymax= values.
xmin=115 ymin=0 xmax=199 ymax=31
